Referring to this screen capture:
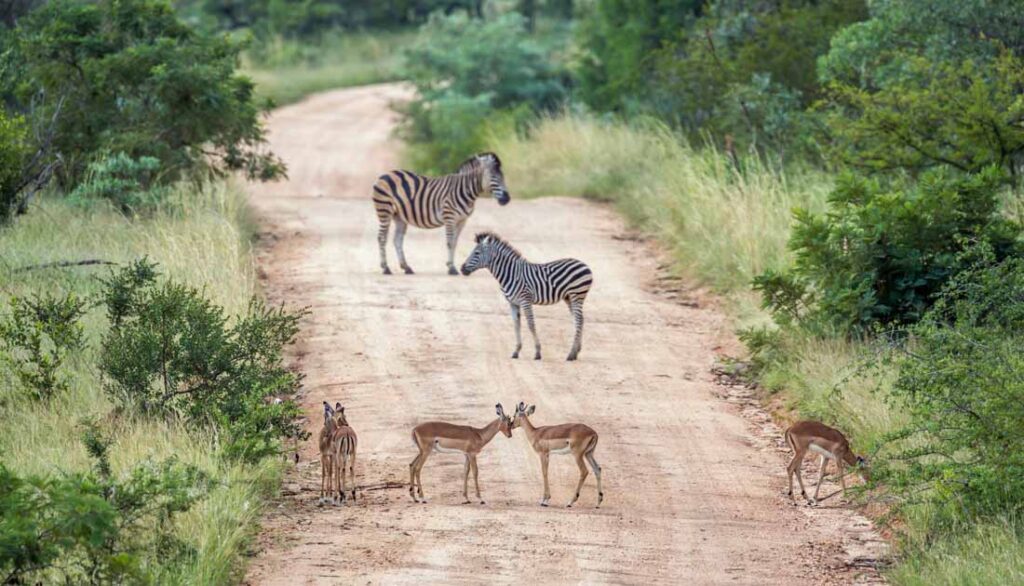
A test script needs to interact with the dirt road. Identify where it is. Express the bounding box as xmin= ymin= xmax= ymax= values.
xmin=244 ymin=83 xmax=886 ymax=585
